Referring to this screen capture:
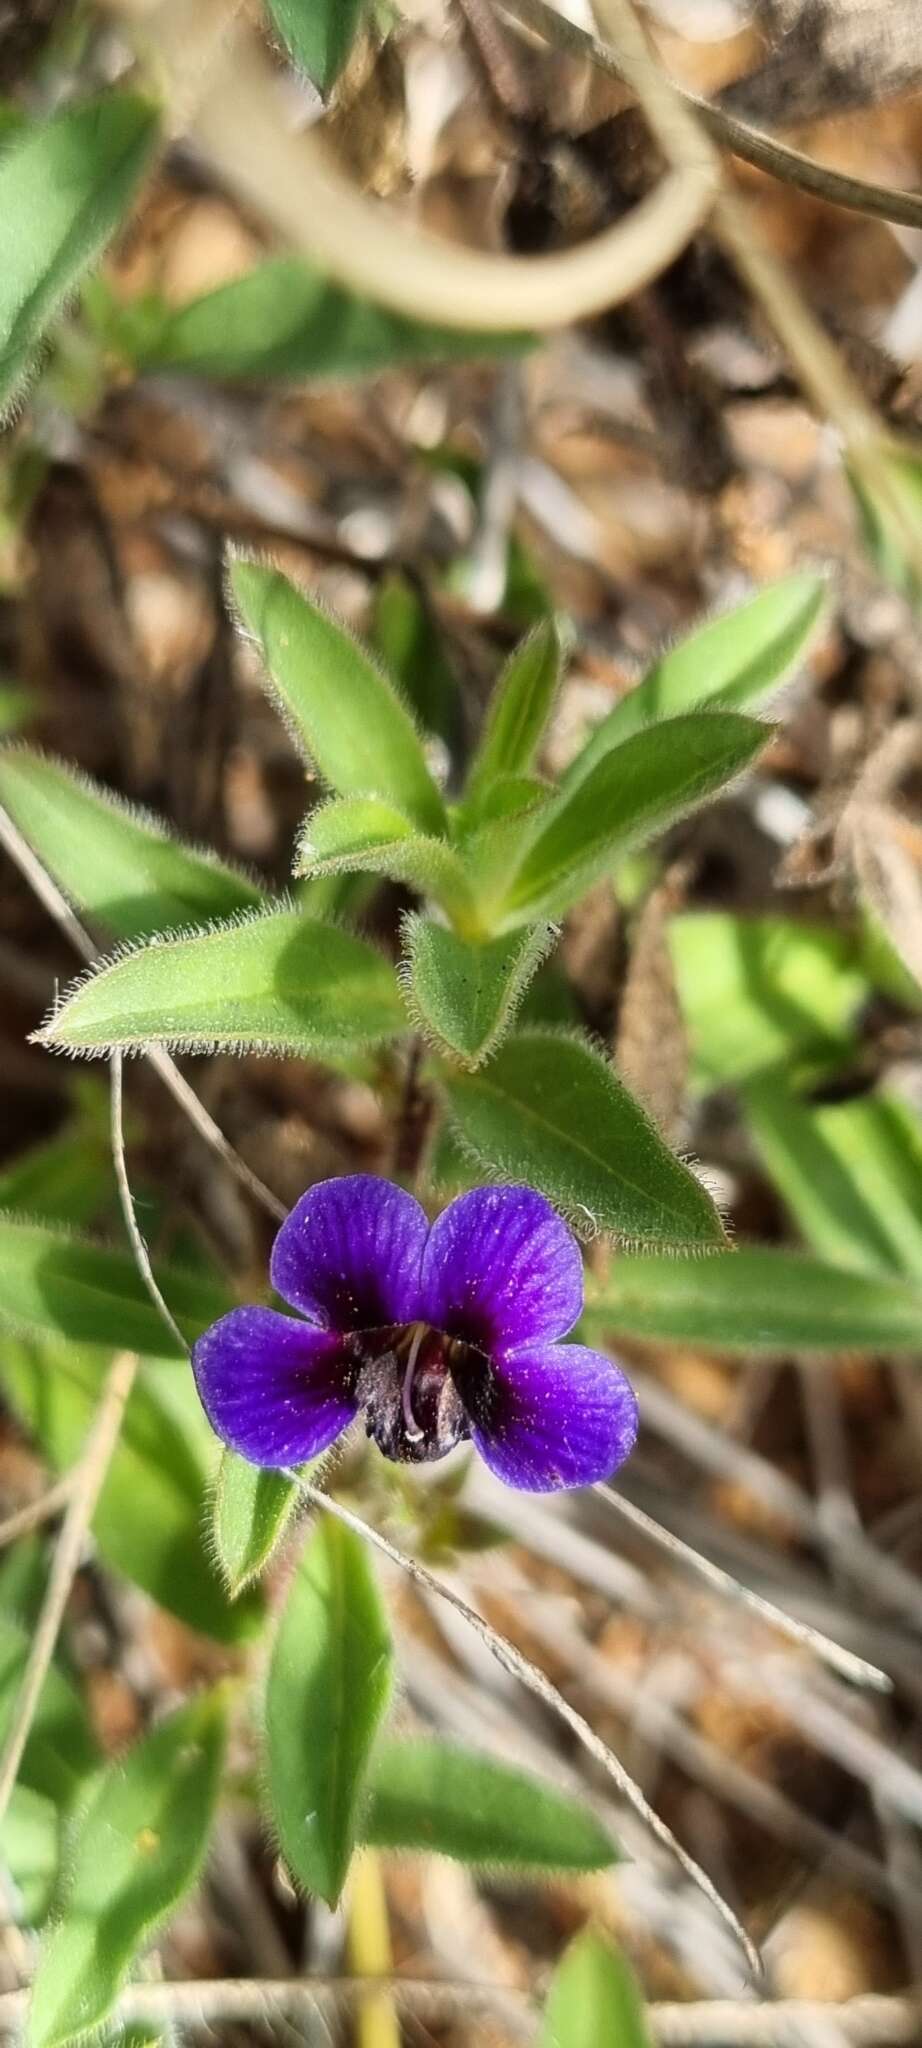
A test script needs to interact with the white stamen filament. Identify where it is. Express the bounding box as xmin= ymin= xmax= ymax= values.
xmin=401 ymin=1323 xmax=427 ymax=1443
